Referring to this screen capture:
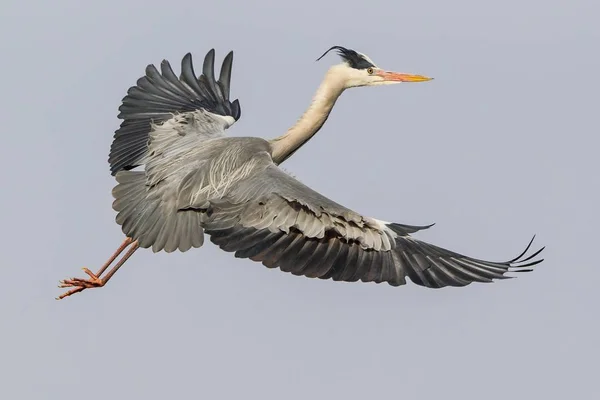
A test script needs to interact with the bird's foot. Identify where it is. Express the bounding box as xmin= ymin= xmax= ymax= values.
xmin=56 ymin=268 xmax=105 ymax=300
